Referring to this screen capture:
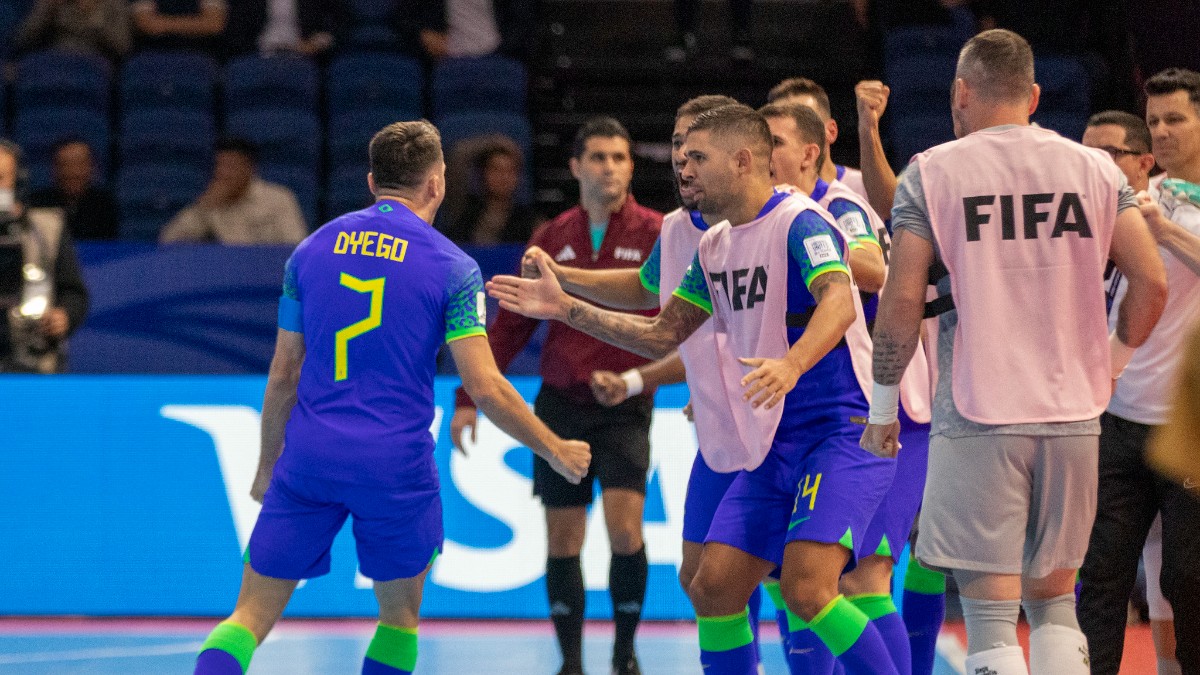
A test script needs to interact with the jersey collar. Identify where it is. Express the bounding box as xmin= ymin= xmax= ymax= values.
xmin=688 ymin=209 xmax=709 ymax=231
xmin=810 ymin=178 xmax=830 ymax=203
